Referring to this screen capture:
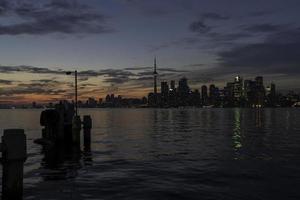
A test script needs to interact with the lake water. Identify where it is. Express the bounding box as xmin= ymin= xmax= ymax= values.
xmin=0 ymin=108 xmax=300 ymax=200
